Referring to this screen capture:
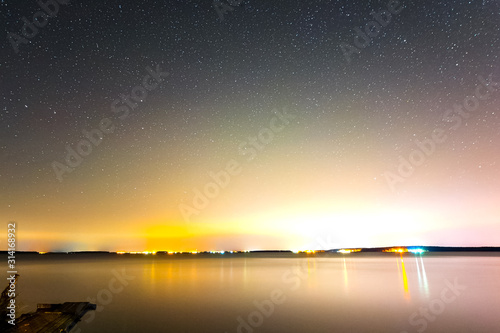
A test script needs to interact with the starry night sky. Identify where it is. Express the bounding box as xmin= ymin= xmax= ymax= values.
xmin=1 ymin=0 xmax=499 ymax=251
